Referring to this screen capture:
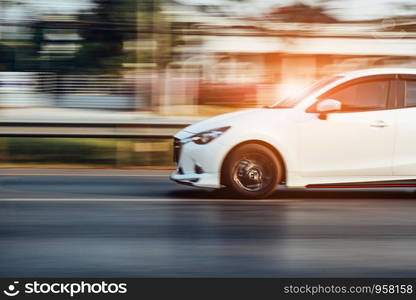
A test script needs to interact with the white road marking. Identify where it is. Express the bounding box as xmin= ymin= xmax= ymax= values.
xmin=0 ymin=197 xmax=296 ymax=203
